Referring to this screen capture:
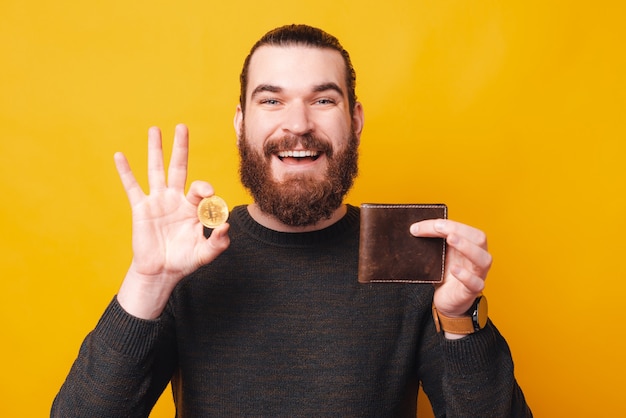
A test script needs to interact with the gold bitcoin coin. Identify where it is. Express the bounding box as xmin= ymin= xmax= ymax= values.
xmin=197 ymin=195 xmax=229 ymax=228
